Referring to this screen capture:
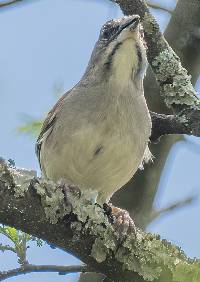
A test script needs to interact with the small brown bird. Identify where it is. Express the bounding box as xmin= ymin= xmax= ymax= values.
xmin=36 ymin=15 xmax=152 ymax=233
